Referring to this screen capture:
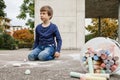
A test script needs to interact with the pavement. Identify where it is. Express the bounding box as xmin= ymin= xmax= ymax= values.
xmin=0 ymin=49 xmax=120 ymax=80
